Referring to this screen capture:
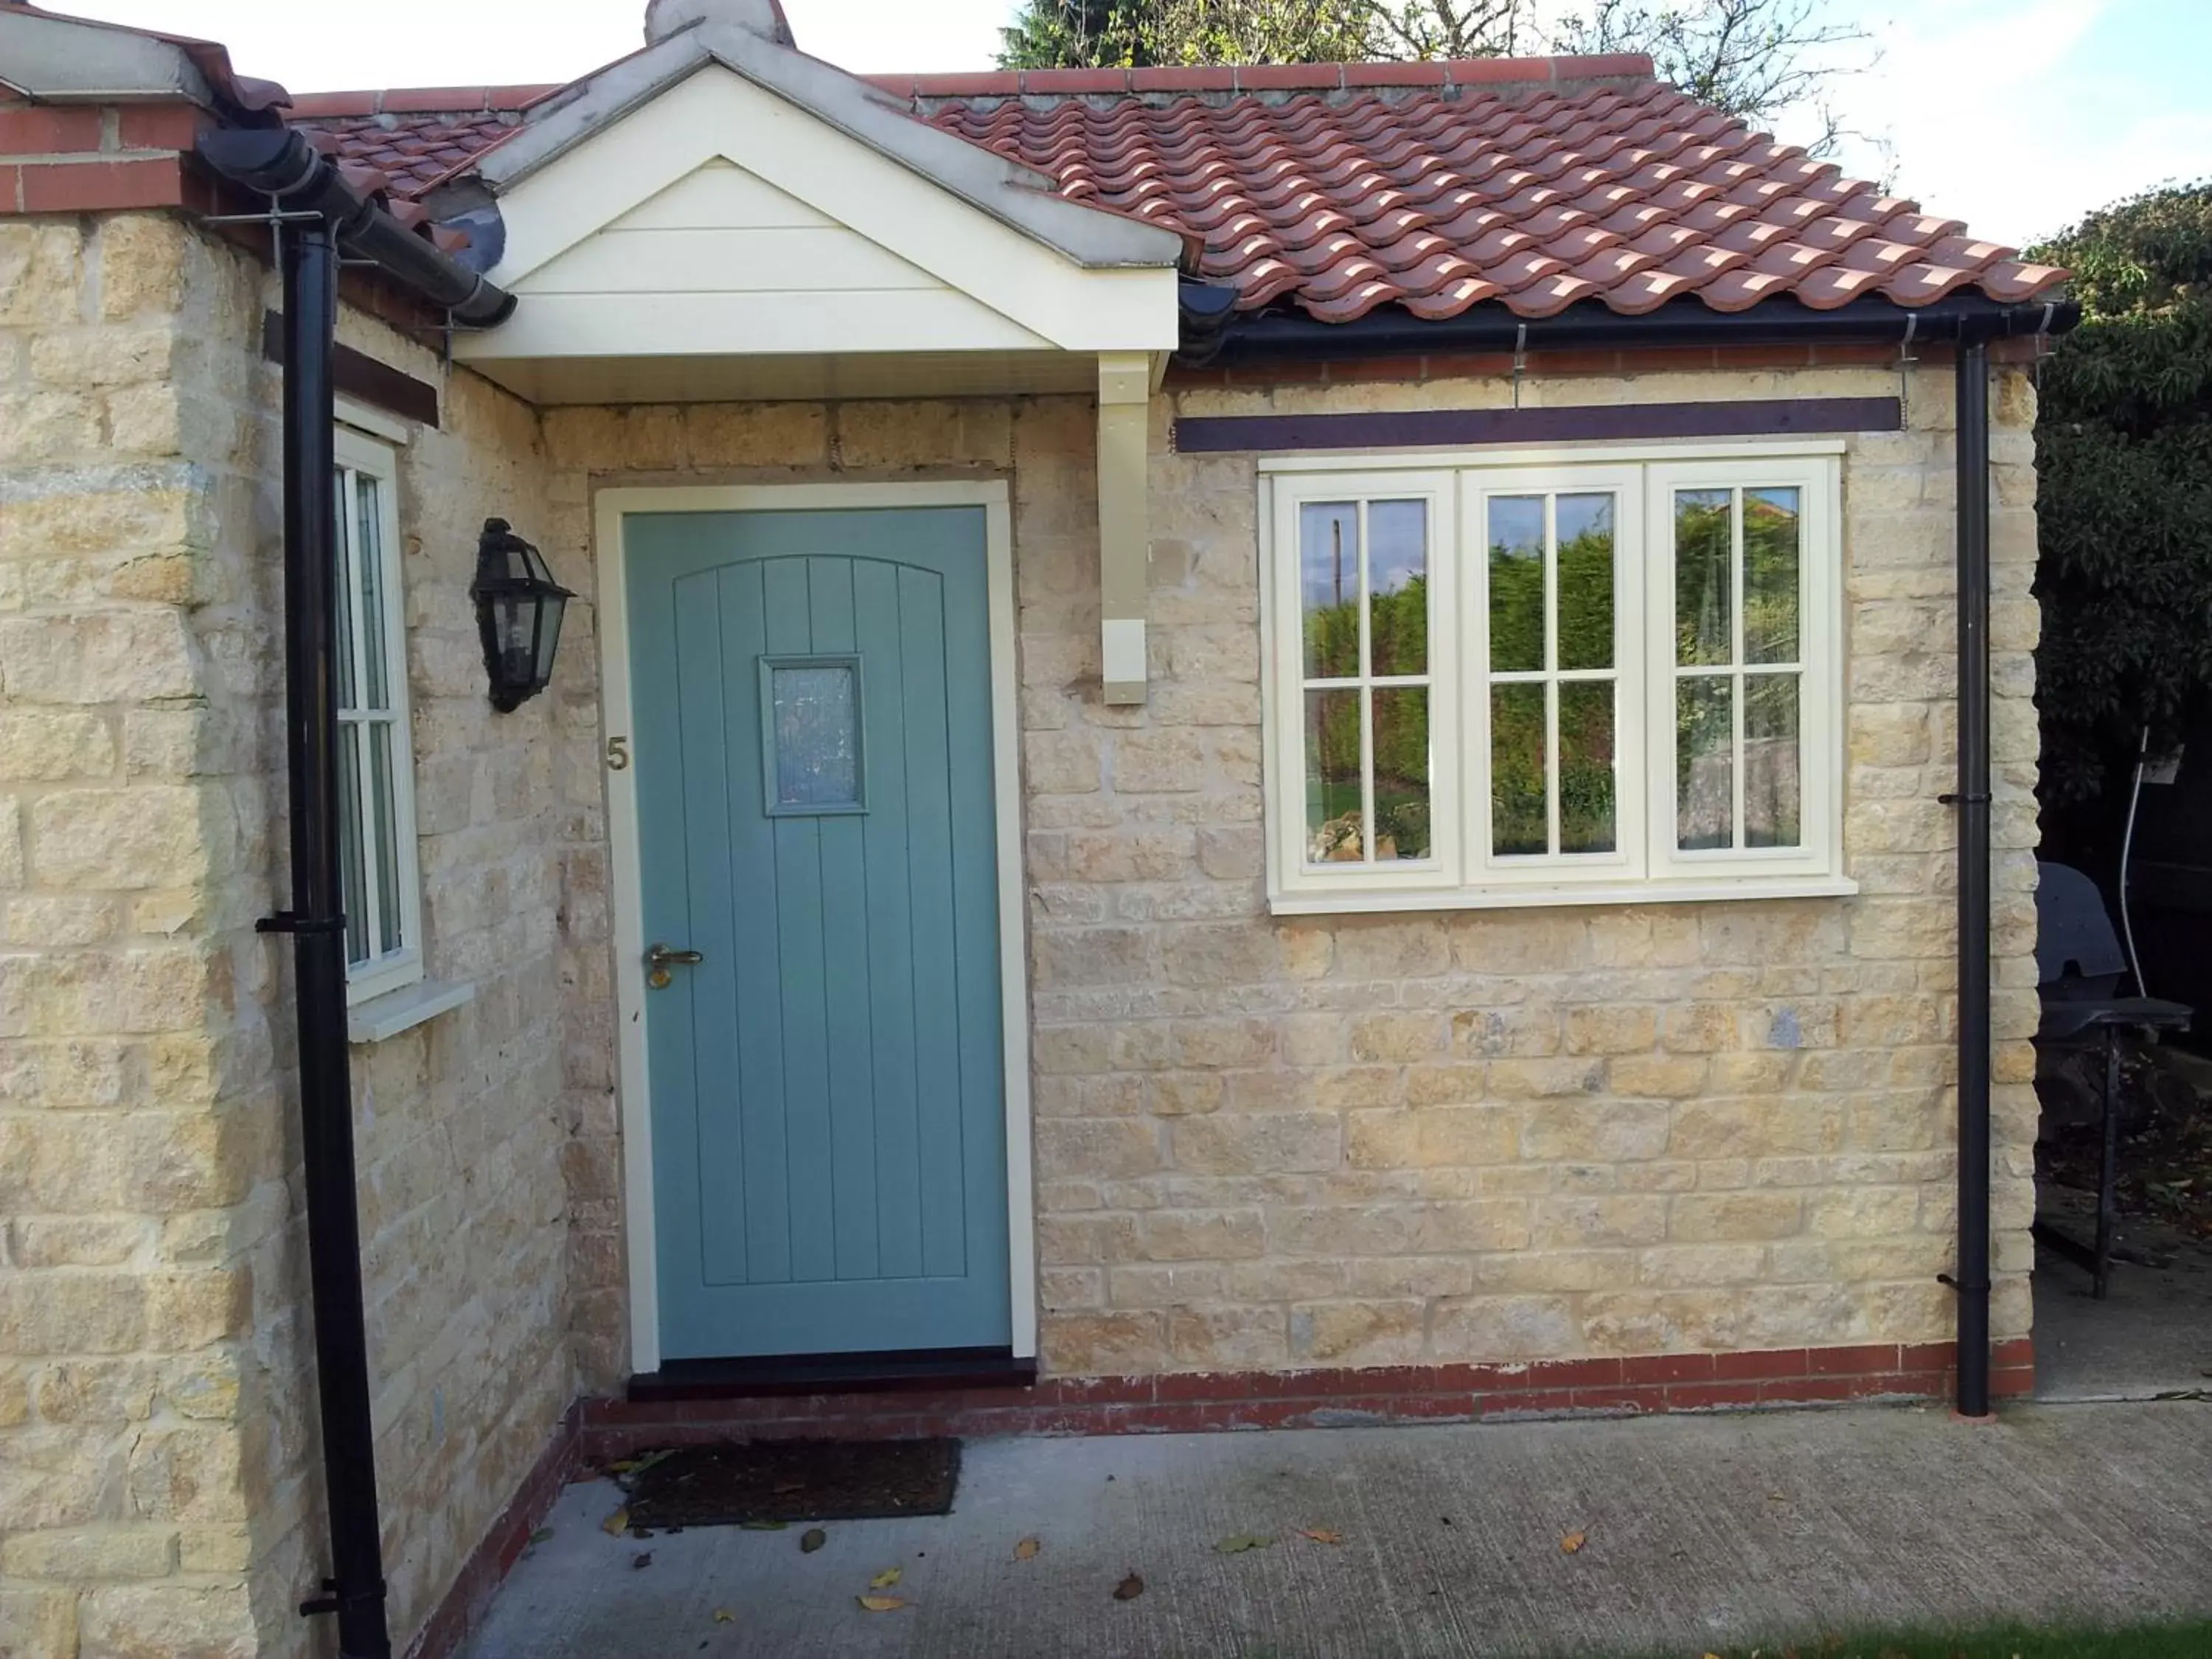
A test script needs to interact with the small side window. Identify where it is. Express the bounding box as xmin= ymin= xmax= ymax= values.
xmin=333 ymin=428 xmax=423 ymax=1004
